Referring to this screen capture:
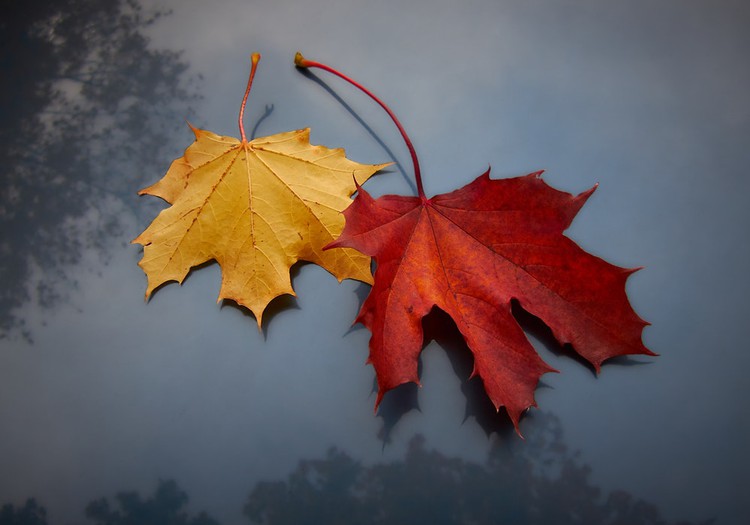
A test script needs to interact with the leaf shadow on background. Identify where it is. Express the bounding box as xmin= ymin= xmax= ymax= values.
xmin=220 ymin=294 xmax=301 ymax=340
xmin=375 ymin=300 xmax=654 ymax=444
xmin=376 ymin=307 xmax=517 ymax=444
xmin=509 ymin=299 xmax=597 ymax=375
xmin=254 ymin=262 xmax=371 ymax=339
xmin=511 ymin=299 xmax=655 ymax=372
xmin=147 ymin=255 xmax=371 ymax=338
xmin=249 ymin=103 xmax=275 ymax=140
xmin=143 ymin=256 xmax=306 ymax=339
xmin=295 ymin=69 xmax=415 ymax=194
xmin=340 ymin=281 xmax=376 ymax=337
xmin=251 ymin=263 xmax=306 ymax=339
xmin=374 ymin=367 xmax=421 ymax=445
